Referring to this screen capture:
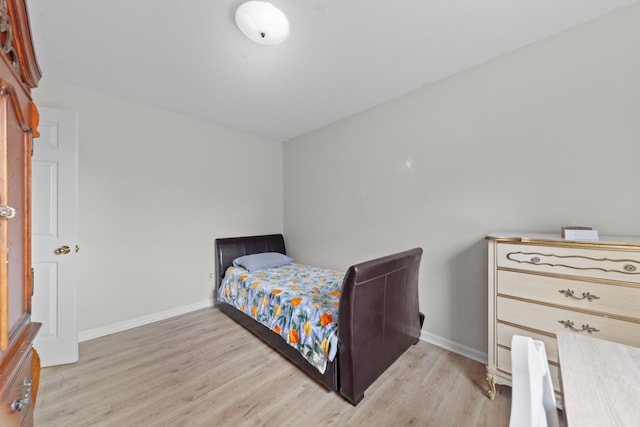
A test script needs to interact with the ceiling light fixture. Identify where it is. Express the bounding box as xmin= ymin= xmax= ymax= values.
xmin=235 ymin=1 xmax=289 ymax=45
